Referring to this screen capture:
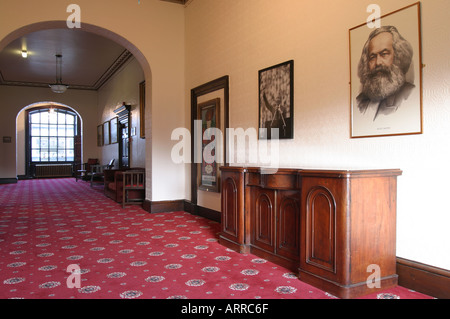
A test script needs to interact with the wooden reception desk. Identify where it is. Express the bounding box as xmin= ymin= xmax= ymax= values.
xmin=219 ymin=166 xmax=402 ymax=299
